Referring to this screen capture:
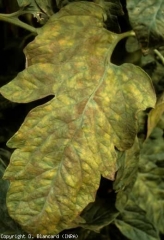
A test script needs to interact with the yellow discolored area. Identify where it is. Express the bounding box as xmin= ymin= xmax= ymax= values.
xmin=0 ymin=1 xmax=156 ymax=236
